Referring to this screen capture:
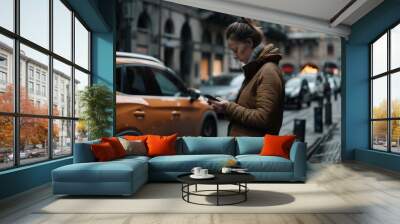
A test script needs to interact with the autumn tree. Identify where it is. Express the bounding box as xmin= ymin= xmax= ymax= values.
xmin=372 ymin=99 xmax=400 ymax=143
xmin=0 ymin=85 xmax=14 ymax=150
xmin=372 ymin=100 xmax=387 ymax=140
xmin=0 ymin=84 xmax=60 ymax=152
xmin=392 ymin=99 xmax=400 ymax=143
